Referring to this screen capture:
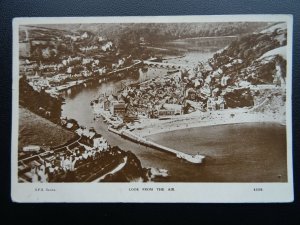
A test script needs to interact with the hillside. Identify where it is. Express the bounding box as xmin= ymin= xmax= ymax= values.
xmin=209 ymin=22 xmax=287 ymax=85
xmin=19 ymin=107 xmax=76 ymax=150
xmin=200 ymin=22 xmax=287 ymax=110
xmin=19 ymin=22 xmax=271 ymax=66
xmin=27 ymin=22 xmax=269 ymax=44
